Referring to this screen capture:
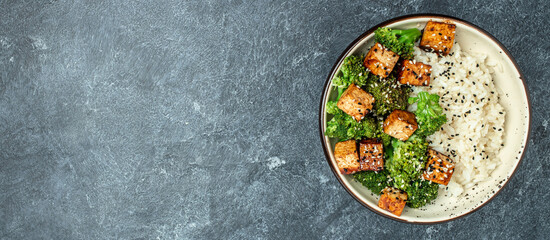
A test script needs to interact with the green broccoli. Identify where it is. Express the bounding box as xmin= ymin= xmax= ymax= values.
xmin=374 ymin=27 xmax=422 ymax=60
xmin=385 ymin=135 xmax=429 ymax=190
xmin=378 ymin=130 xmax=392 ymax=148
xmin=405 ymin=179 xmax=439 ymax=208
xmin=365 ymin=73 xmax=411 ymax=117
xmin=353 ymin=169 xmax=391 ymax=195
xmin=325 ymin=100 xmax=392 ymax=142
xmin=332 ymin=55 xmax=370 ymax=99
xmin=409 ymin=91 xmax=447 ymax=137
xmin=326 ymin=100 xmax=340 ymax=115
xmin=325 ymin=106 xmax=379 ymax=141
xmin=375 ymin=118 xmax=392 ymax=147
